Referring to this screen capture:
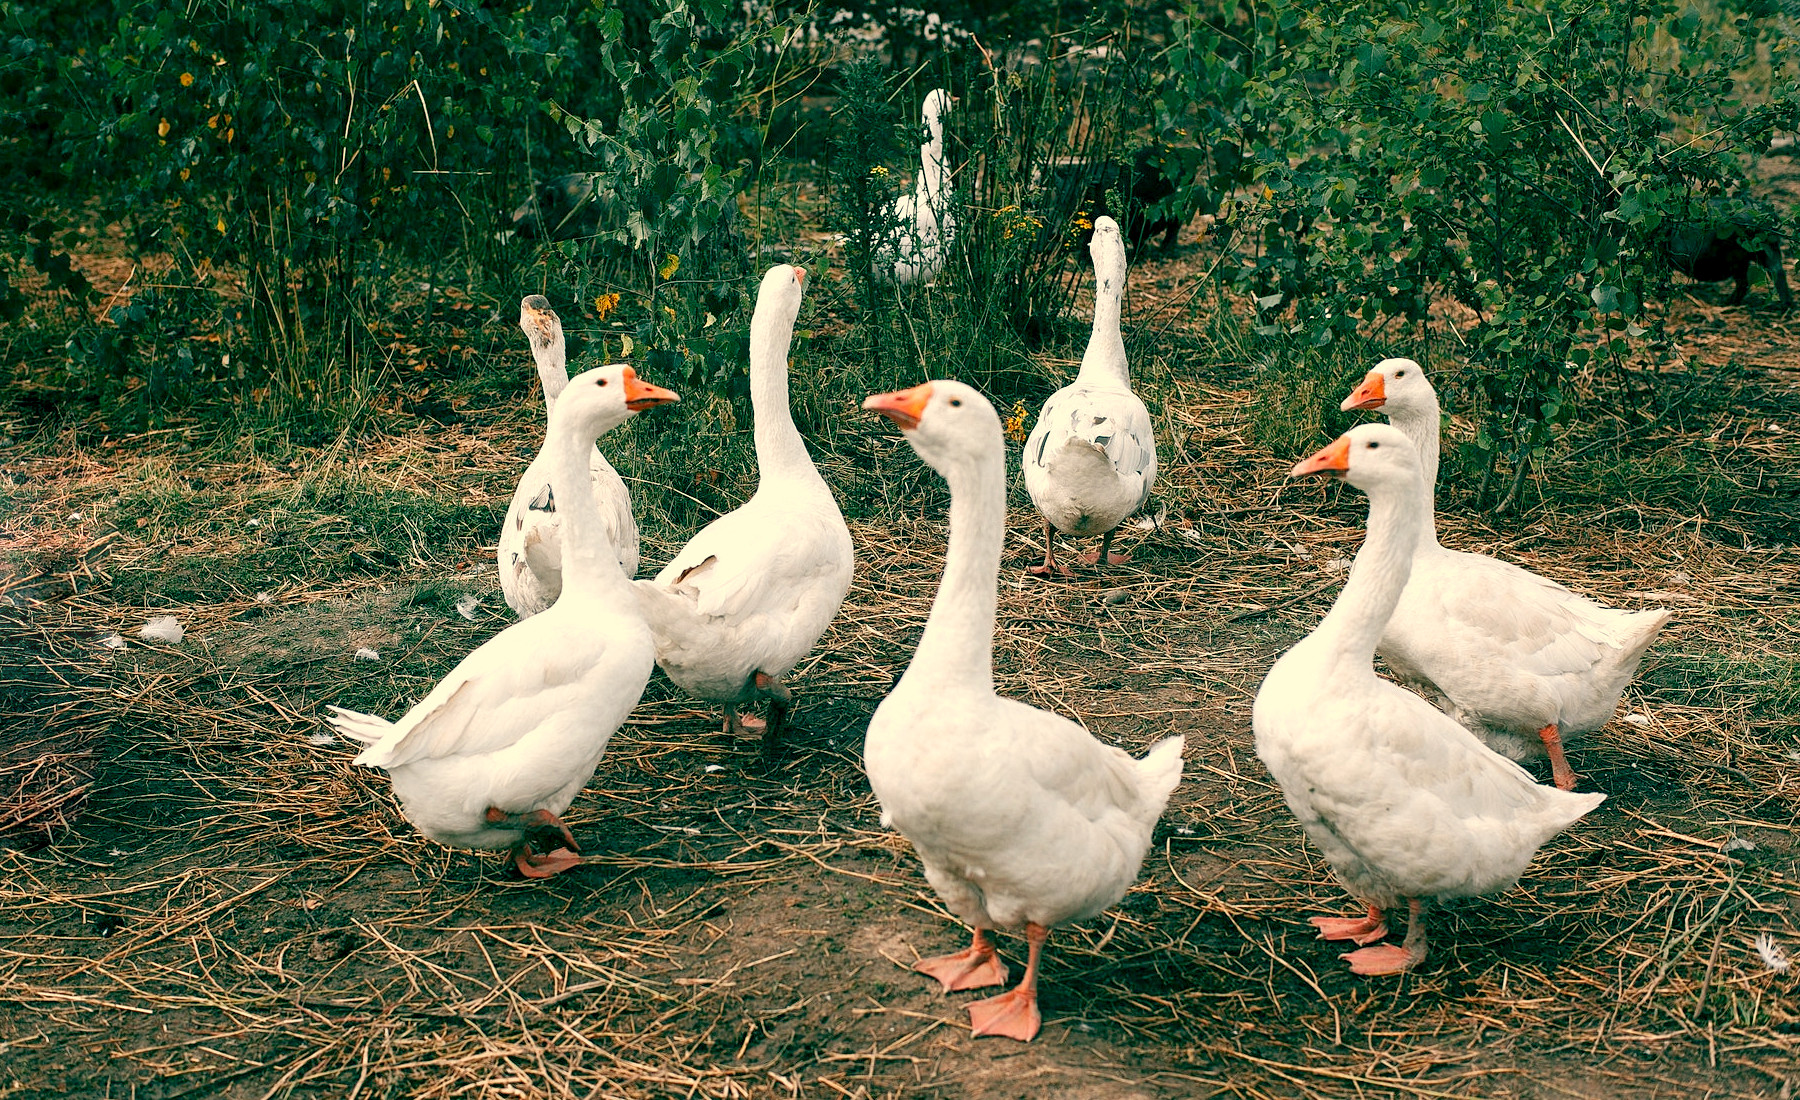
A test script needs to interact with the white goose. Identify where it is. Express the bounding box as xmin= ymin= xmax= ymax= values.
xmin=498 ymin=295 xmax=641 ymax=618
xmin=633 ymin=264 xmax=853 ymax=745
xmin=877 ymin=88 xmax=954 ymax=286
xmin=1021 ymin=216 xmax=1157 ymax=576
xmin=1340 ymin=358 xmax=1671 ymax=790
xmin=862 ymin=380 xmax=1183 ymax=1041
xmin=1255 ymin=423 xmax=1605 ymax=975
xmin=329 ymin=364 xmax=679 ymax=878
